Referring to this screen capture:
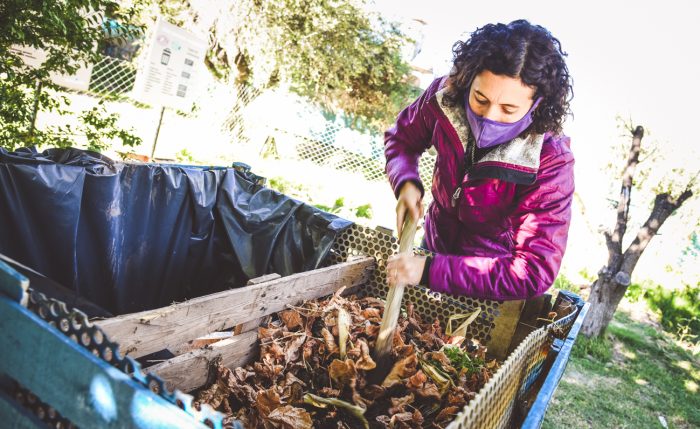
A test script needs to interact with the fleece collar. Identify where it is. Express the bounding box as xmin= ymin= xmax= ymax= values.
xmin=434 ymin=86 xmax=544 ymax=185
